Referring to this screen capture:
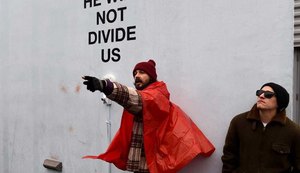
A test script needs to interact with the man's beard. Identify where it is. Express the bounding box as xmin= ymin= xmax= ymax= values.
xmin=134 ymin=78 xmax=151 ymax=90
